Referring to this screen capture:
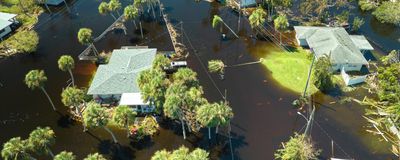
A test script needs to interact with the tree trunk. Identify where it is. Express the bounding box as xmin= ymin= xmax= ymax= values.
xmin=68 ymin=69 xmax=75 ymax=86
xmin=186 ymin=120 xmax=192 ymax=133
xmin=139 ymin=21 xmax=144 ymax=39
xmin=103 ymin=126 xmax=118 ymax=143
xmin=63 ymin=0 xmax=71 ymax=13
xmin=132 ymin=20 xmax=138 ymax=29
xmin=77 ymin=105 xmax=87 ymax=132
xmin=215 ymin=125 xmax=219 ymax=134
xmin=110 ymin=13 xmax=117 ymax=21
xmin=208 ymin=127 xmax=211 ymax=140
xmin=180 ymin=118 xmax=186 ymax=139
xmin=40 ymin=87 xmax=56 ymax=111
xmin=222 ymin=21 xmax=239 ymax=38
xmin=46 ymin=147 xmax=54 ymax=158
xmin=126 ymin=118 xmax=130 ymax=138
xmin=45 ymin=4 xmax=52 ymax=14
